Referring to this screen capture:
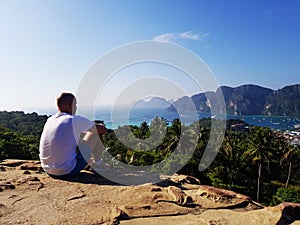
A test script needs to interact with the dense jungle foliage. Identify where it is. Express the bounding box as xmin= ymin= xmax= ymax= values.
xmin=0 ymin=111 xmax=48 ymax=159
xmin=0 ymin=111 xmax=299 ymax=205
